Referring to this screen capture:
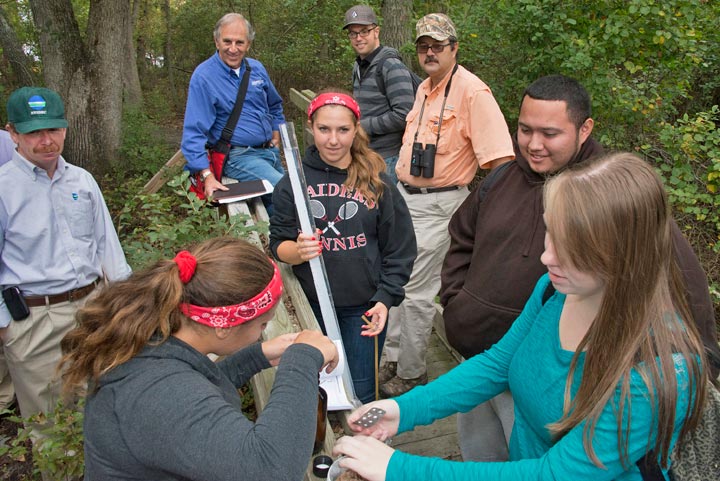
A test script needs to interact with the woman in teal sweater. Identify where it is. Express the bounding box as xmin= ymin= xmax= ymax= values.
xmin=332 ymin=152 xmax=712 ymax=481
